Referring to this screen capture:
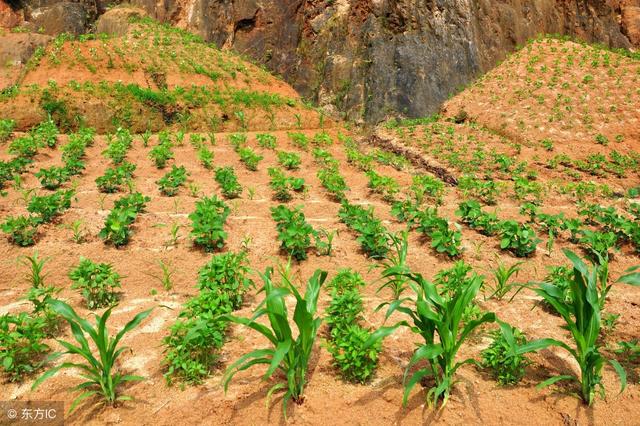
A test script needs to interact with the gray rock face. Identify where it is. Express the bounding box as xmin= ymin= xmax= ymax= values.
xmin=25 ymin=1 xmax=88 ymax=35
